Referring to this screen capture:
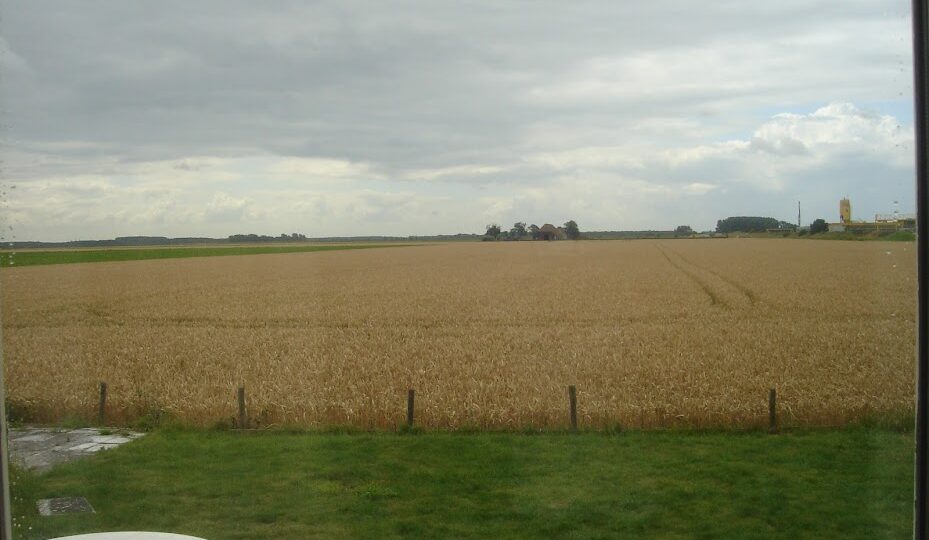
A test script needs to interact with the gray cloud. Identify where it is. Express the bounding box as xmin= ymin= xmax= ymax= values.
xmin=0 ymin=0 xmax=916 ymax=240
